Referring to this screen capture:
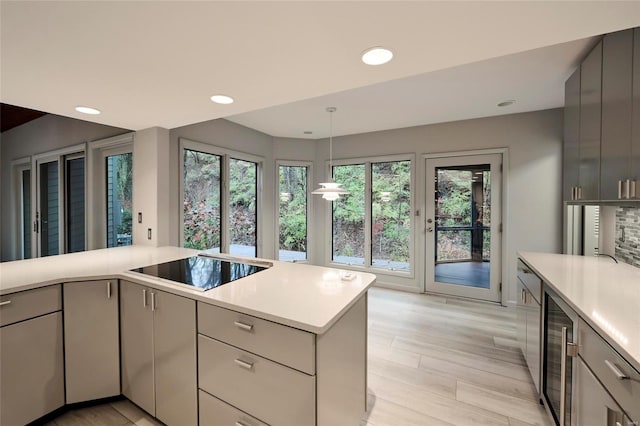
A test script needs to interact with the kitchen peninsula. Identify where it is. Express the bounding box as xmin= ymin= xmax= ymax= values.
xmin=0 ymin=246 xmax=376 ymax=426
